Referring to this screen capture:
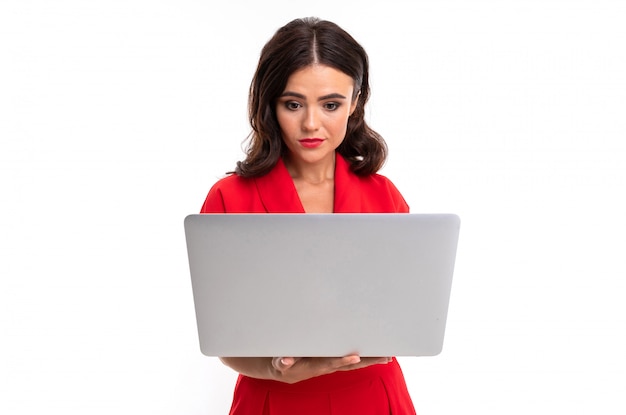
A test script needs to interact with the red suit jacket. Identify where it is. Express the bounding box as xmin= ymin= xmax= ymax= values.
xmin=200 ymin=154 xmax=415 ymax=415
xmin=201 ymin=154 xmax=409 ymax=214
